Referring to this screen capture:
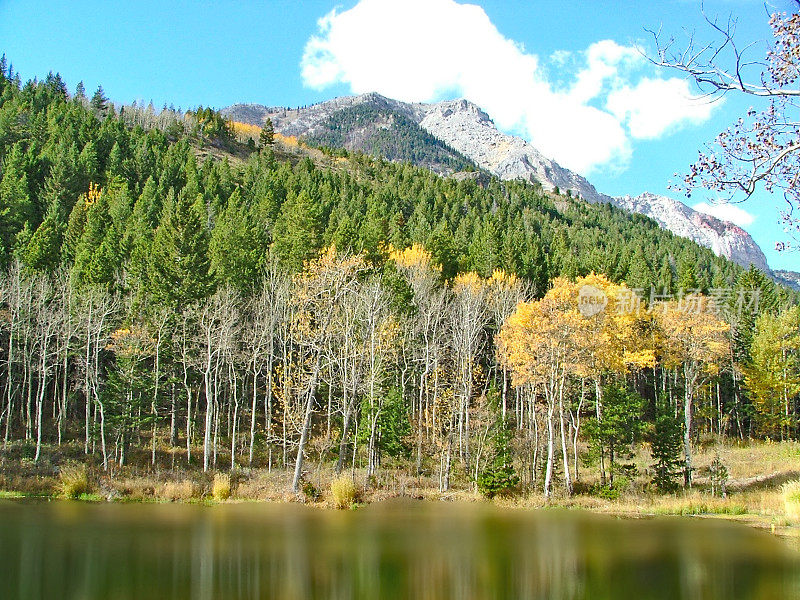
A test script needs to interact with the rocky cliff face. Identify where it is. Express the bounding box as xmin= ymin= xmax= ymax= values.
xmin=419 ymin=99 xmax=607 ymax=203
xmin=612 ymin=193 xmax=770 ymax=272
xmin=224 ymin=93 xmax=772 ymax=272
